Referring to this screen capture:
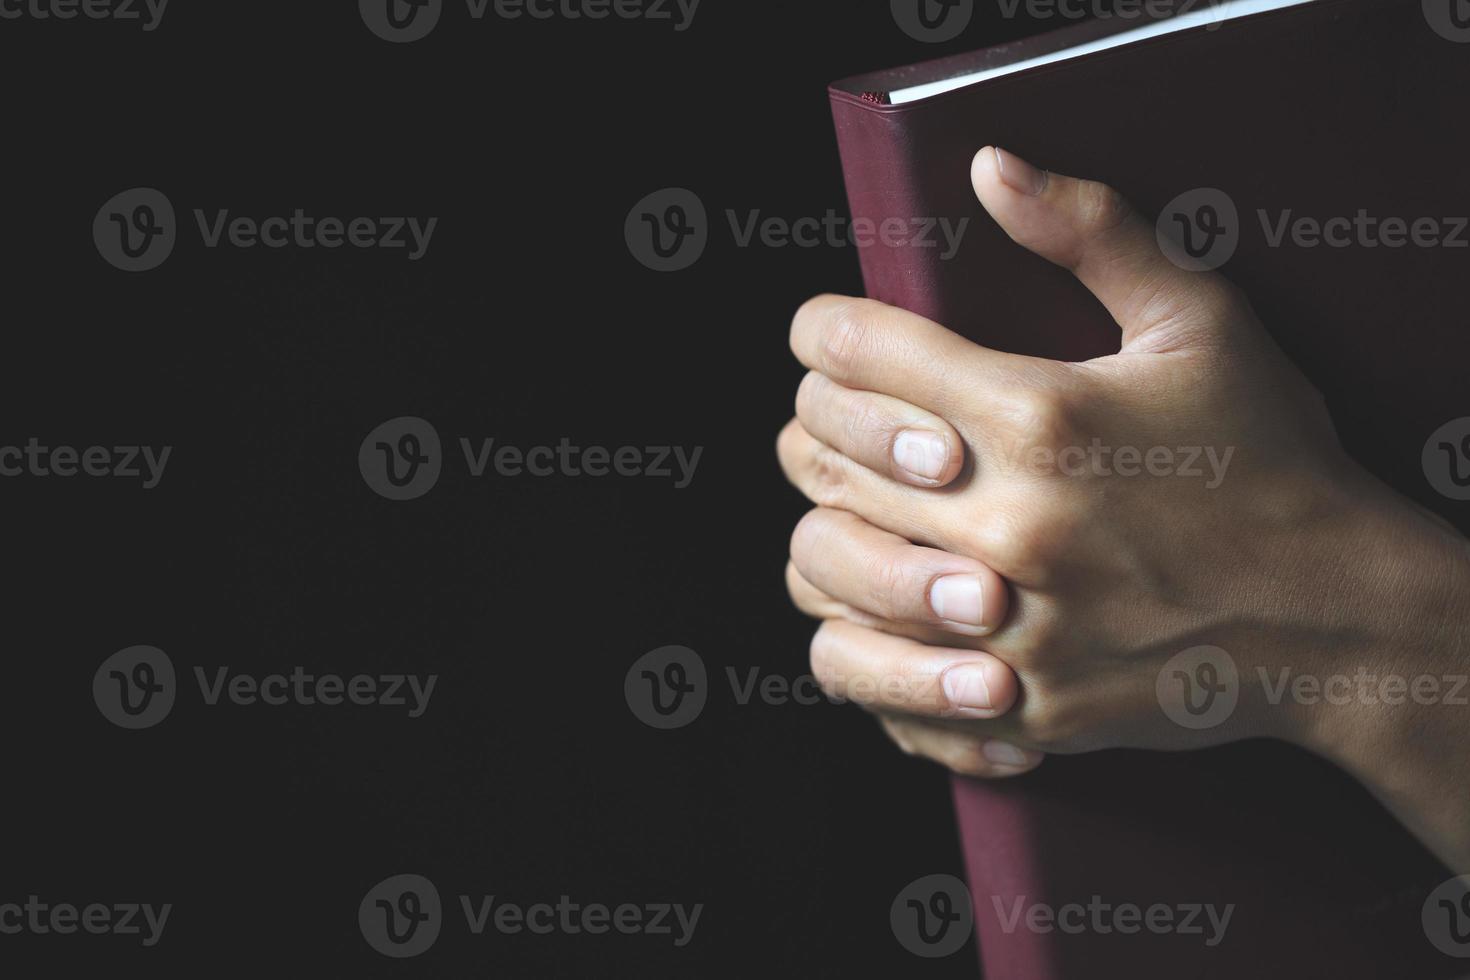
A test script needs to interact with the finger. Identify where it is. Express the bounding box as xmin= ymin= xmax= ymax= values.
xmin=791 ymin=508 xmax=1008 ymax=637
xmin=972 ymin=146 xmax=1244 ymax=352
xmin=777 ymin=419 xmax=957 ymax=551
xmin=785 ymin=561 xmax=992 ymax=649
xmin=786 ymin=560 xmax=852 ymax=620
xmin=880 ymin=714 xmax=1044 ymax=779
xmin=789 ymin=293 xmax=1047 ymax=418
xmin=795 ymin=372 xmax=965 ymax=487
xmin=809 ymin=619 xmax=1018 ymax=720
